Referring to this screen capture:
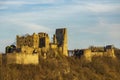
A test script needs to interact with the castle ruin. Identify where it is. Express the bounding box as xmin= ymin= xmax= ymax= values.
xmin=73 ymin=45 xmax=116 ymax=61
xmin=4 ymin=28 xmax=68 ymax=64
xmin=2 ymin=28 xmax=116 ymax=64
